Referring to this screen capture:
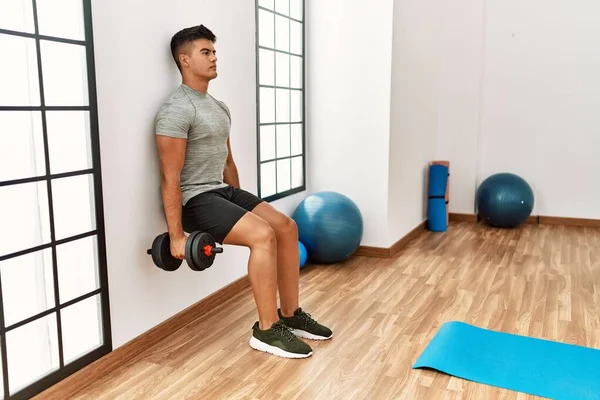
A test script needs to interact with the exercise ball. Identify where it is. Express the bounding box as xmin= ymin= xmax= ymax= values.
xmin=298 ymin=241 xmax=308 ymax=268
xmin=292 ymin=191 xmax=363 ymax=264
xmin=476 ymin=173 xmax=534 ymax=228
